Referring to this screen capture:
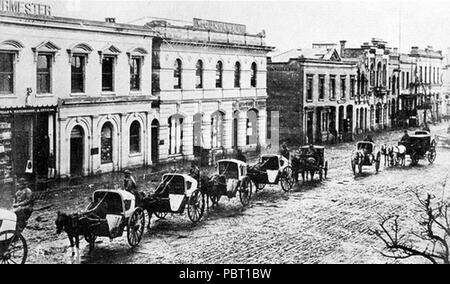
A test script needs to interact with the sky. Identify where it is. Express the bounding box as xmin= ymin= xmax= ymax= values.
xmin=40 ymin=0 xmax=450 ymax=54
